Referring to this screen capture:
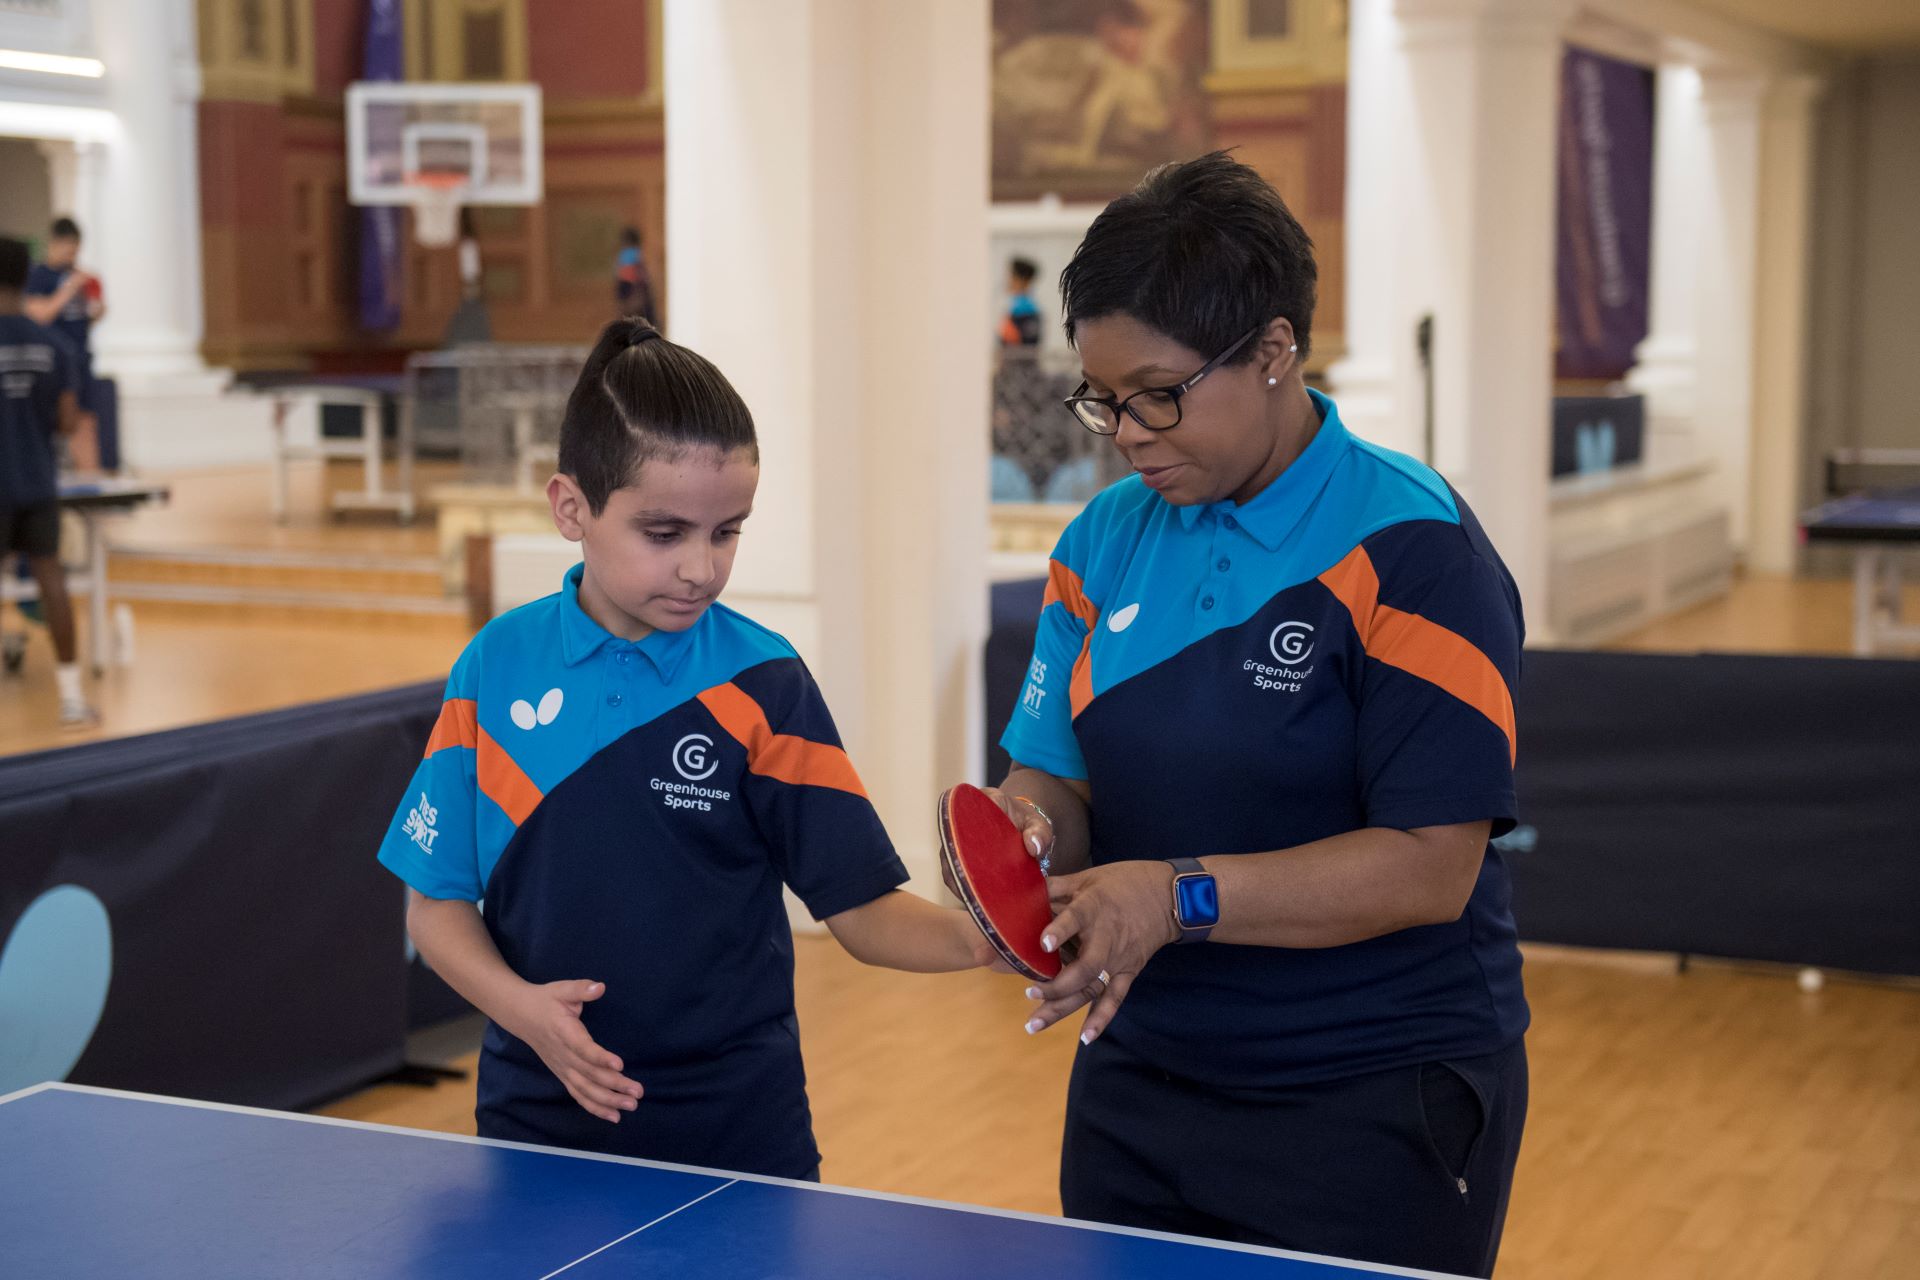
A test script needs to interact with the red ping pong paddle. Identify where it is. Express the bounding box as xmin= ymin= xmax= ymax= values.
xmin=937 ymin=783 xmax=1060 ymax=981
